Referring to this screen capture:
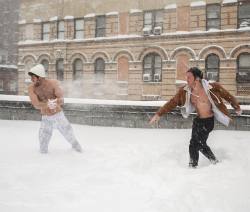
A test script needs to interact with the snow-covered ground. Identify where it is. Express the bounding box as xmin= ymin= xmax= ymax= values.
xmin=0 ymin=119 xmax=250 ymax=212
